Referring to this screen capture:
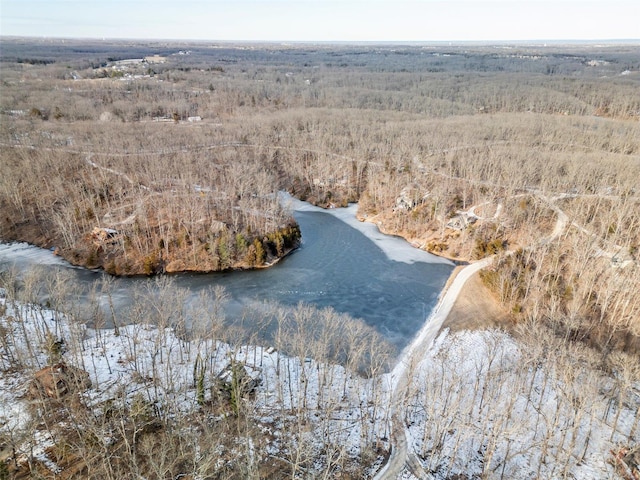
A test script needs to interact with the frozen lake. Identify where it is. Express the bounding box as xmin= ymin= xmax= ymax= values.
xmin=0 ymin=198 xmax=454 ymax=351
